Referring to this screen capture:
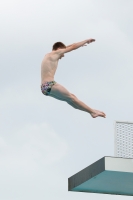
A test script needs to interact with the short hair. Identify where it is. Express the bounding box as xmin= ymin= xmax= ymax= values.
xmin=52 ymin=42 xmax=66 ymax=51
